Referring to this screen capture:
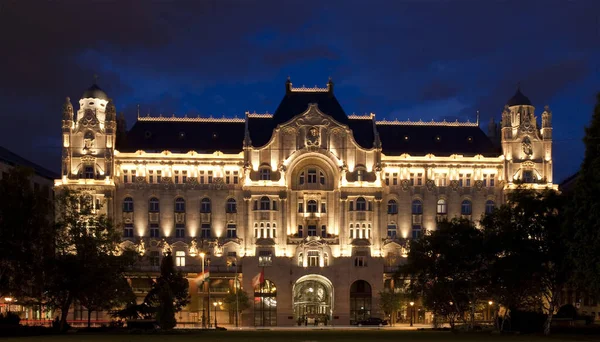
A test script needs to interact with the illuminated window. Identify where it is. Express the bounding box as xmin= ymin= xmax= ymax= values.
xmin=175 ymin=251 xmax=186 ymax=267
xmin=436 ymin=199 xmax=447 ymax=214
xmin=123 ymin=197 xmax=134 ymax=212
xmin=483 ymin=173 xmax=496 ymax=187
xmin=410 ymin=172 xmax=423 ymax=186
xmin=258 ymin=250 xmax=272 ymax=266
xmin=307 ymin=251 xmax=319 ymax=267
xmin=435 ymin=173 xmax=447 ymax=187
xmin=459 ymin=173 xmax=472 ymax=187
xmin=200 ymin=198 xmax=211 ymax=213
